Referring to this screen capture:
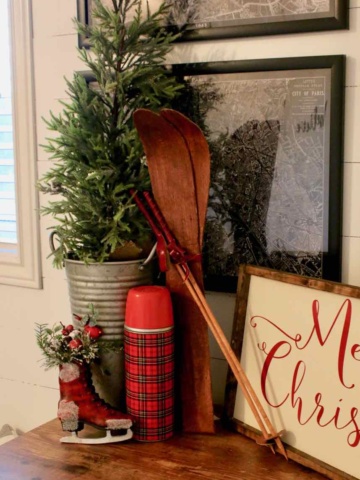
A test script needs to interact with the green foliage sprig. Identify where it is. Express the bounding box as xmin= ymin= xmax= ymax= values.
xmin=39 ymin=0 xmax=183 ymax=267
